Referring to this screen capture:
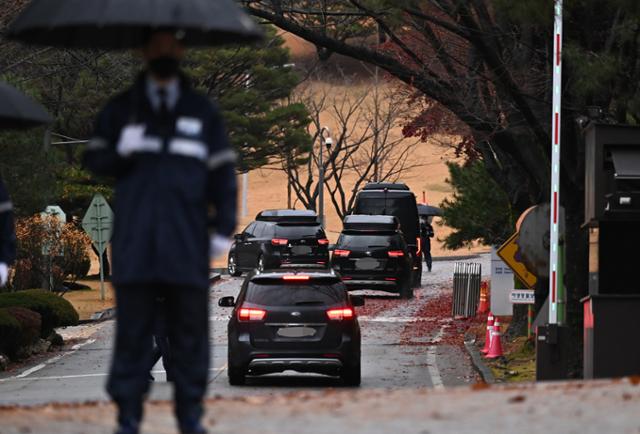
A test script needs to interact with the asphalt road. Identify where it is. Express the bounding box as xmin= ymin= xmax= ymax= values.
xmin=0 ymin=255 xmax=489 ymax=406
